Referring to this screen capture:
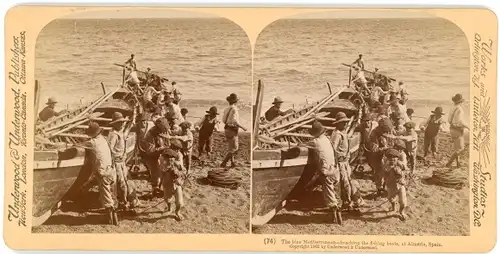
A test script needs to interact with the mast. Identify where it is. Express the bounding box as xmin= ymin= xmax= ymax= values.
xmin=252 ymin=80 xmax=264 ymax=148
